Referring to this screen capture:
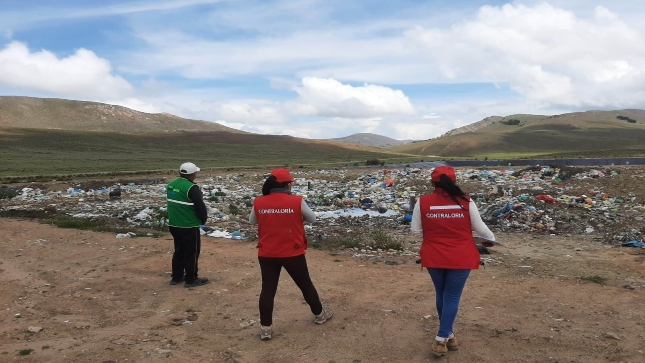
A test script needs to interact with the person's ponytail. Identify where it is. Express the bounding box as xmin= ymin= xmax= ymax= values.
xmin=437 ymin=174 xmax=469 ymax=209
xmin=262 ymin=175 xmax=278 ymax=196
xmin=261 ymin=175 xmax=291 ymax=195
